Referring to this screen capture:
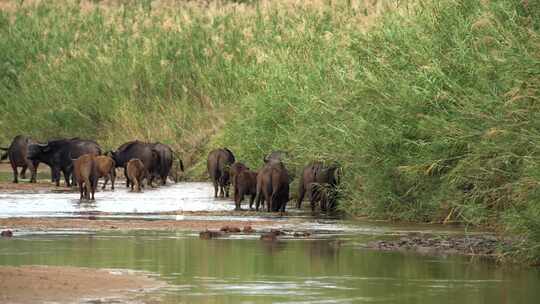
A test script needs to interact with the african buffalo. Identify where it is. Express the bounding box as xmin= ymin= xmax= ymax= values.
xmin=168 ymin=157 xmax=185 ymax=183
xmin=297 ymin=162 xmax=341 ymax=212
xmin=255 ymin=161 xmax=290 ymax=213
xmin=234 ymin=169 xmax=258 ymax=210
xmin=27 ymin=138 xmax=101 ymax=187
xmin=126 ymin=158 xmax=148 ymax=192
xmin=72 ymin=154 xmax=99 ymax=200
xmin=207 ymin=148 xmax=235 ymax=198
xmin=0 ymin=135 xmax=40 ymax=183
xmin=109 ymin=140 xmax=160 ymax=187
xmin=95 ymin=155 xmax=116 ymax=190
xmin=152 ymin=143 xmax=184 ymax=185
xmin=229 ymin=162 xmax=248 ymax=186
